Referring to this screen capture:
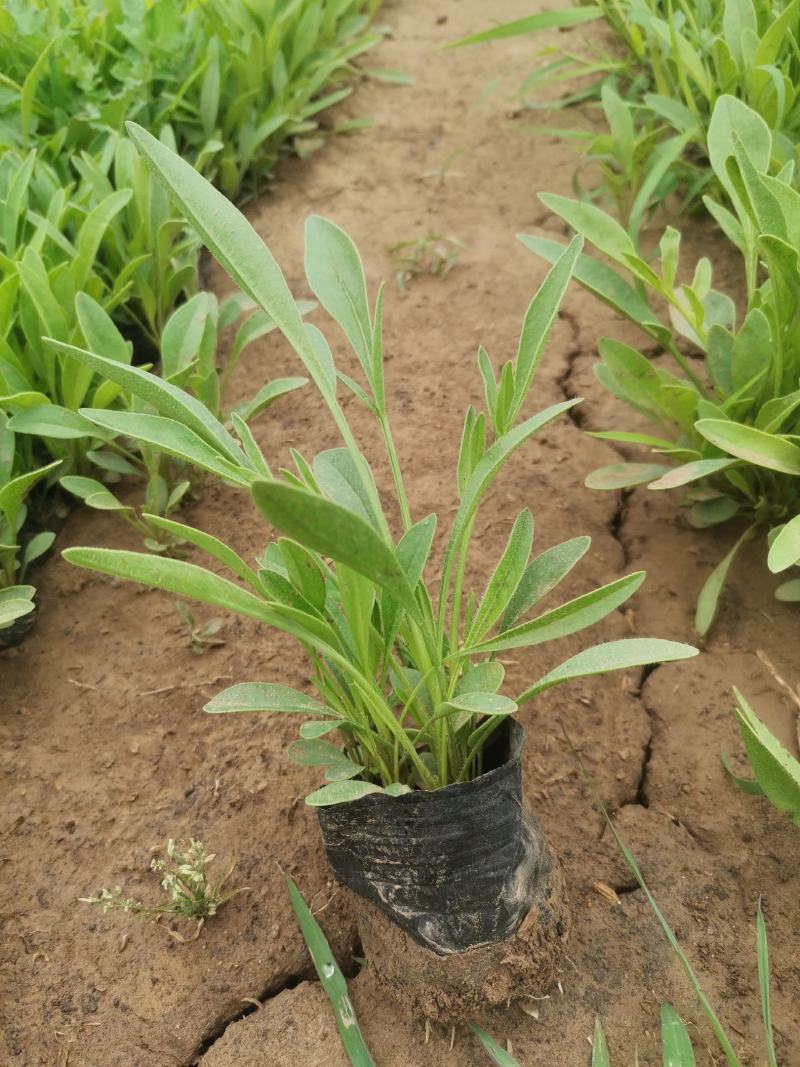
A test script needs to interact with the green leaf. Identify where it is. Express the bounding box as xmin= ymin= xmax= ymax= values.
xmin=733 ymin=688 xmax=800 ymax=825
xmin=538 ymin=193 xmax=635 ymax=263
xmin=520 ymin=235 xmax=669 ymax=342
xmin=648 ymin=459 xmax=736 ymax=490
xmin=509 ymin=236 xmax=582 ymax=423
xmin=305 ymin=780 xmax=384 ymax=806
xmin=469 ymin=1024 xmax=522 ymax=1066
xmin=446 ymin=399 xmax=580 ymax=570
xmin=757 ymin=900 xmax=778 ymax=1067
xmin=501 ymin=535 xmax=590 ymax=629
xmin=8 ymin=406 xmax=107 ymax=441
xmin=62 ymin=548 xmax=275 ymax=624
xmin=448 ymin=7 xmax=601 ymax=48
xmin=47 ymin=340 xmax=246 ymax=466
xmin=472 ymin=572 xmax=646 ymax=654
xmin=591 ymin=1018 xmax=610 ymax=1067
xmin=661 ymin=1003 xmax=696 ymax=1066
xmin=695 ymin=420 xmax=800 ymax=475
xmin=285 ymin=875 xmax=375 ymax=1065
xmin=233 ymin=377 xmax=307 ymax=423
xmin=0 ymin=460 xmax=60 ymax=530
xmin=142 ymin=514 xmax=261 ymax=591
xmin=79 ymin=410 xmax=251 ymax=485
xmin=586 ymin=463 xmax=671 ymax=489
xmin=304 ymin=216 xmax=372 ymax=387
xmin=313 ymin=448 xmax=384 ymax=531
xmin=125 ymin=123 xmax=341 ymax=420
xmin=775 ymin=579 xmax=800 ymax=601
xmin=204 ymin=682 xmax=332 ymax=715
xmin=469 ymin=509 xmax=533 ymax=642
xmin=518 ymin=639 xmax=697 ymax=702
xmin=252 ymin=481 xmax=419 ymax=619
xmin=721 ymin=749 xmax=765 ymax=795
xmin=767 ymin=515 xmax=800 ymax=573
xmin=0 ymin=596 xmax=35 ymax=629
xmin=76 ymin=292 xmax=131 ymax=365
xmin=457 ymin=661 xmax=505 ymax=696
xmin=695 ymin=529 xmax=753 ymax=637
xmin=60 ymin=476 xmax=129 ymax=513
xmin=438 ymin=692 xmax=517 ymax=717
